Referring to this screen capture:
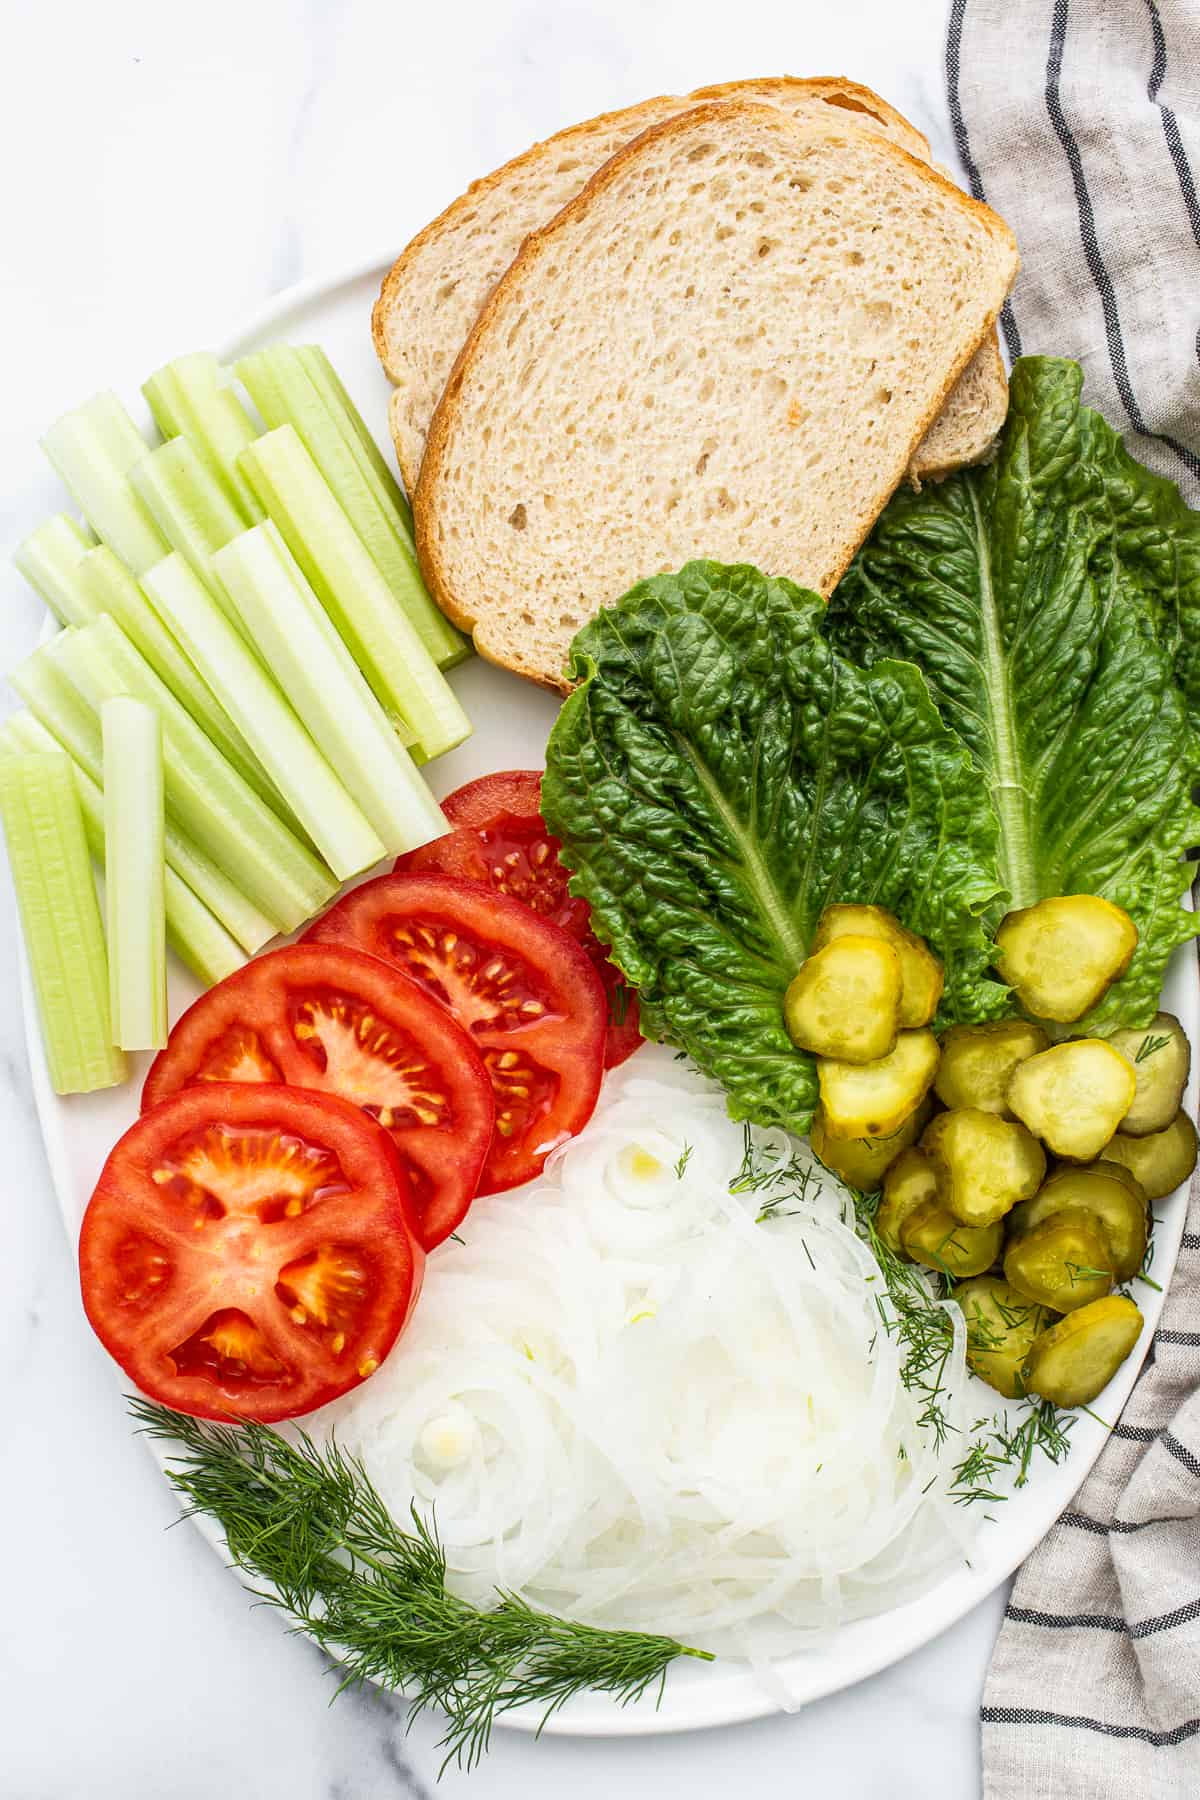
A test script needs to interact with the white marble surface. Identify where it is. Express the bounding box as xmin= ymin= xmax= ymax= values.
xmin=0 ymin=1 xmax=1007 ymax=1794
